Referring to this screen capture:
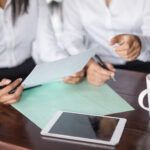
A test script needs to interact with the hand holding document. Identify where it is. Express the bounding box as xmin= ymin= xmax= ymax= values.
xmin=23 ymin=50 xmax=95 ymax=88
